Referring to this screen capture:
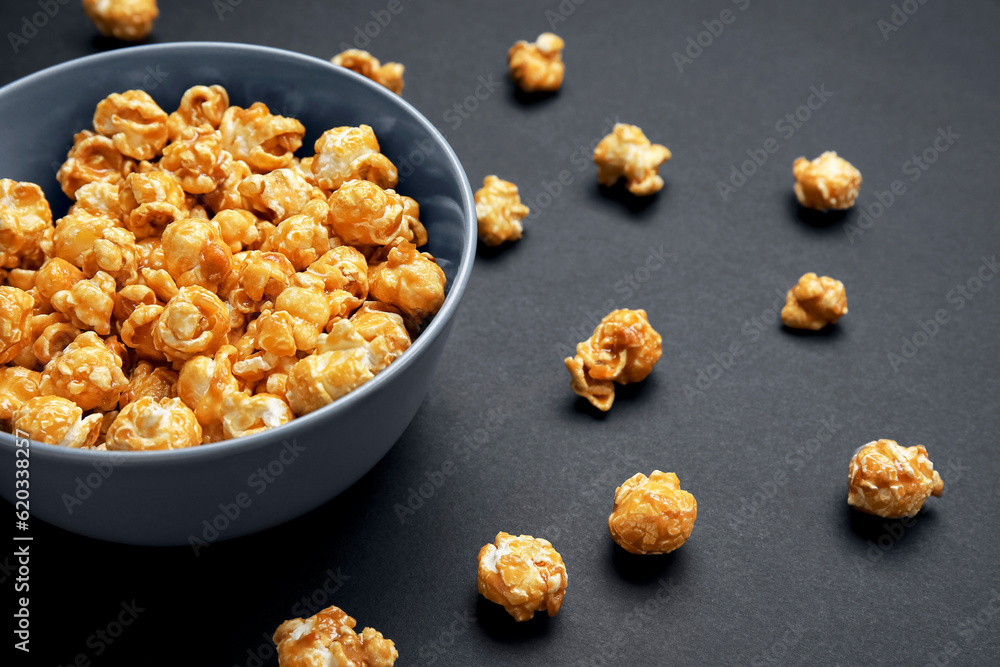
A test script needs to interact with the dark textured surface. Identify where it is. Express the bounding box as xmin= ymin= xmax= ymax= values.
xmin=2 ymin=1 xmax=999 ymax=665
